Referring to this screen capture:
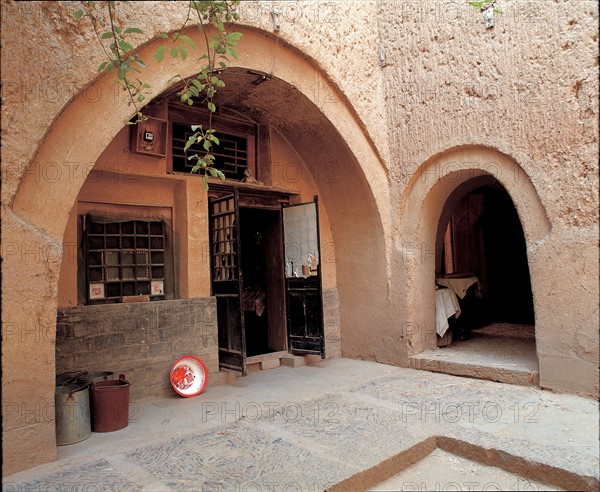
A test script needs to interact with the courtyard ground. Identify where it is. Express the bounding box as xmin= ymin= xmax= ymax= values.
xmin=3 ymin=359 xmax=598 ymax=491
